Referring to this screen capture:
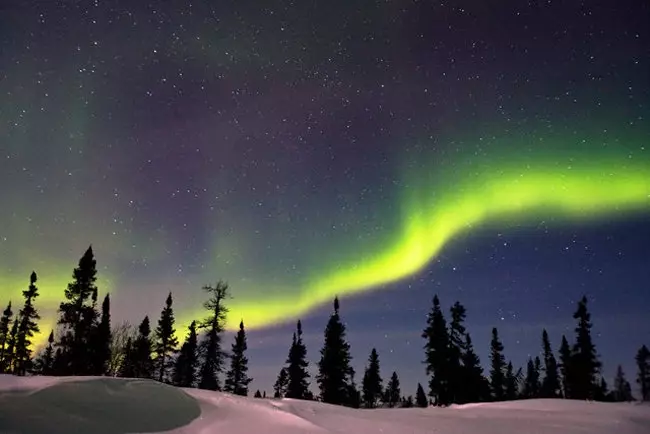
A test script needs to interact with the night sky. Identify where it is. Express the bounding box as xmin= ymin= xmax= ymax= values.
xmin=1 ymin=0 xmax=649 ymax=395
